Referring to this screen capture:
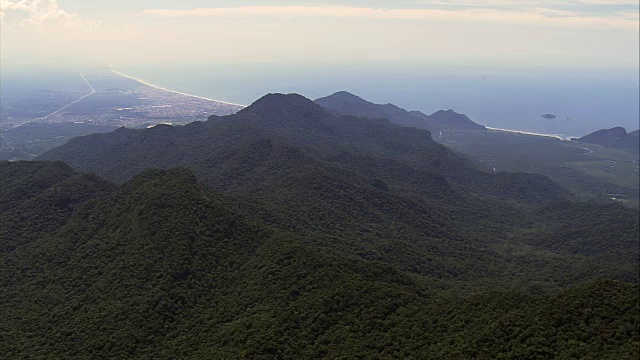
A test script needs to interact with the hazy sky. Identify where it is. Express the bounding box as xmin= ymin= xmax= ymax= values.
xmin=1 ymin=0 xmax=639 ymax=69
